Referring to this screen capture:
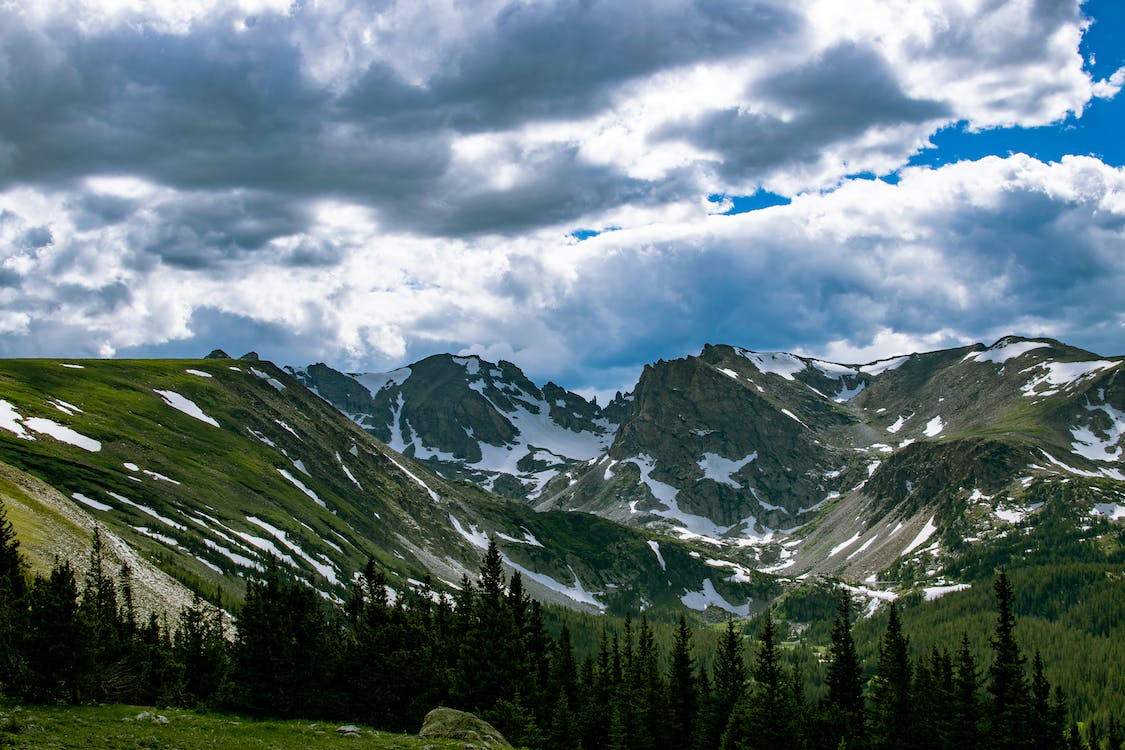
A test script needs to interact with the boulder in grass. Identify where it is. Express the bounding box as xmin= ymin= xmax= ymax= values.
xmin=336 ymin=724 xmax=361 ymax=736
xmin=418 ymin=707 xmax=510 ymax=748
